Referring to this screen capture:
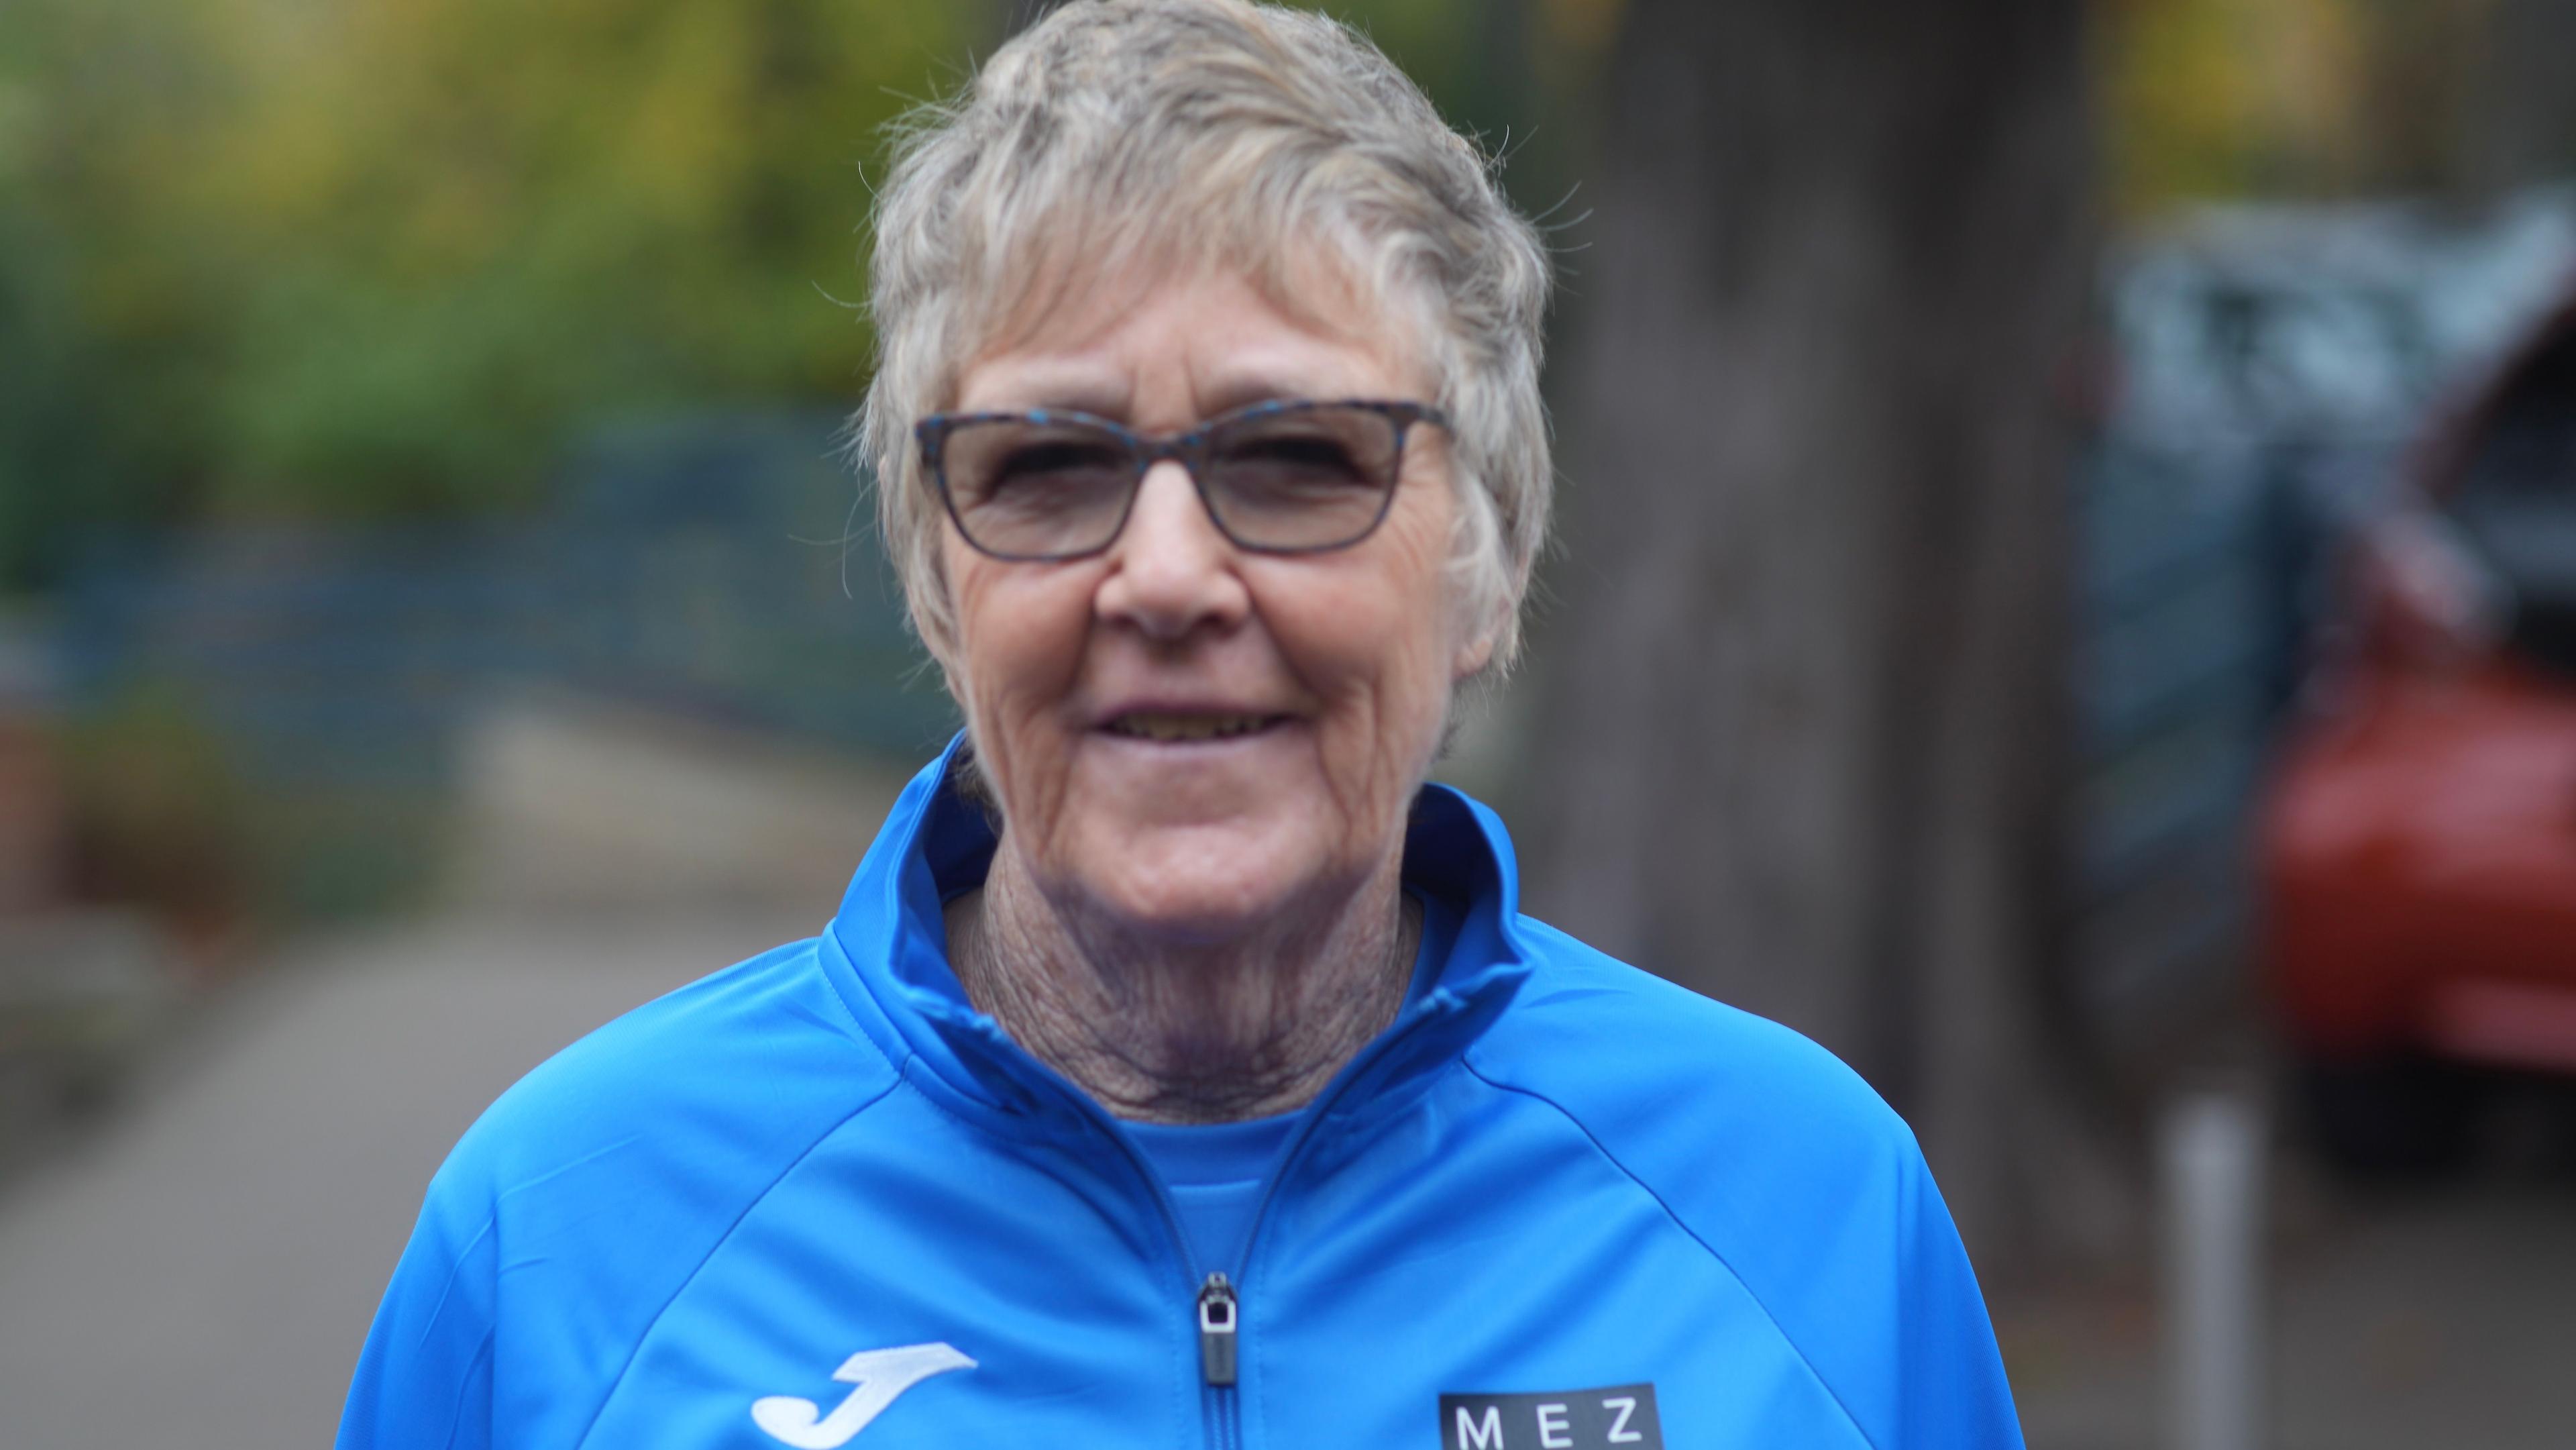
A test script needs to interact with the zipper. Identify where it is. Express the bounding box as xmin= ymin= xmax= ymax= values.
xmin=1032 ymin=1096 xmax=1238 ymax=1443
xmin=991 ymin=980 xmax=1468 ymax=1445
xmin=1196 ymin=1273 xmax=1239 ymax=1386
xmin=1197 ymin=1272 xmax=1242 ymax=1449
xmin=1179 ymin=992 xmax=1464 ymax=1443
